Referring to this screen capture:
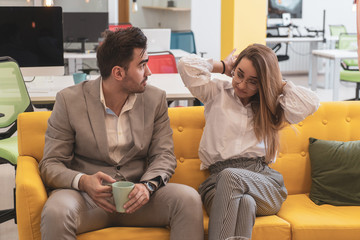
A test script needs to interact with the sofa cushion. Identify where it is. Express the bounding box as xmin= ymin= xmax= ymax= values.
xmin=203 ymin=210 xmax=290 ymax=240
xmin=77 ymin=227 xmax=170 ymax=240
xmin=308 ymin=137 xmax=360 ymax=206
xmin=277 ymin=194 xmax=360 ymax=240
xmin=252 ymin=215 xmax=291 ymax=240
